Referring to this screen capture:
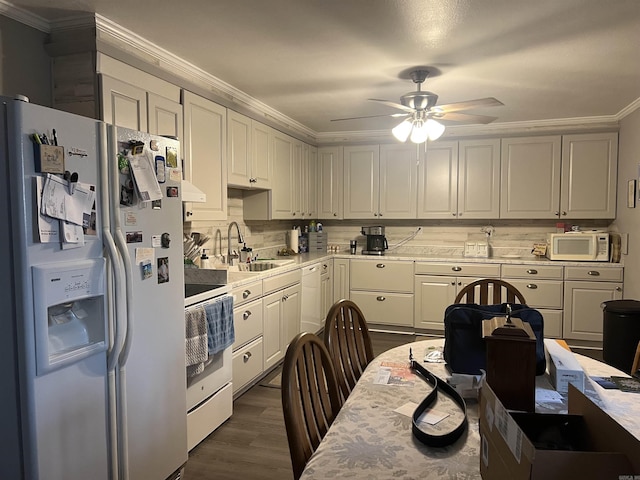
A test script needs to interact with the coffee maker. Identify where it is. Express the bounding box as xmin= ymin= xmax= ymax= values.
xmin=361 ymin=226 xmax=388 ymax=255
